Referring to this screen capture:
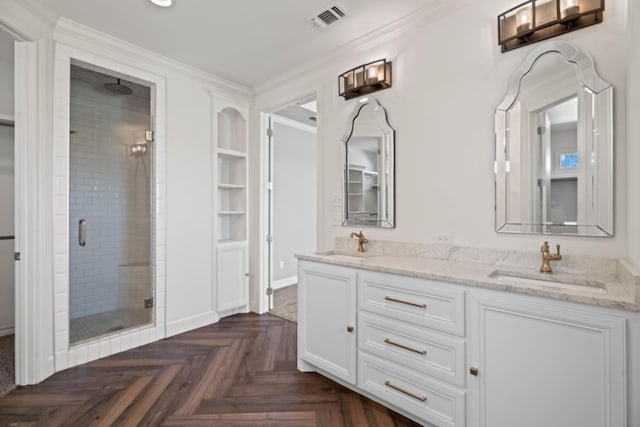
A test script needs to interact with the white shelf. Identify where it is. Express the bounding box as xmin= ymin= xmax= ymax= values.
xmin=219 ymin=211 xmax=246 ymax=216
xmin=217 ymin=239 xmax=248 ymax=246
xmin=218 ymin=184 xmax=246 ymax=190
xmin=218 ymin=148 xmax=247 ymax=158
